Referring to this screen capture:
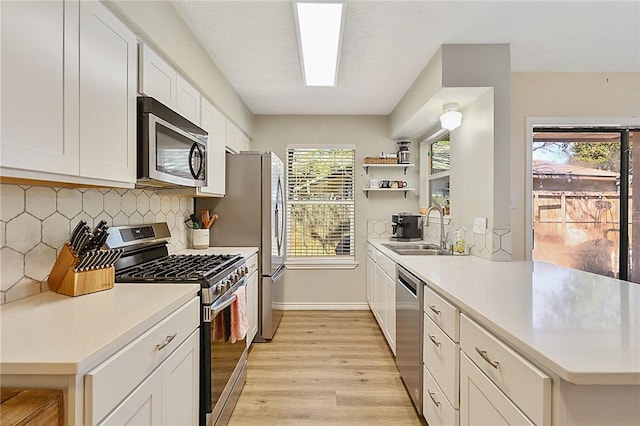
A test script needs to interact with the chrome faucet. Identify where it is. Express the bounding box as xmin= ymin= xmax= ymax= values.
xmin=425 ymin=206 xmax=447 ymax=251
